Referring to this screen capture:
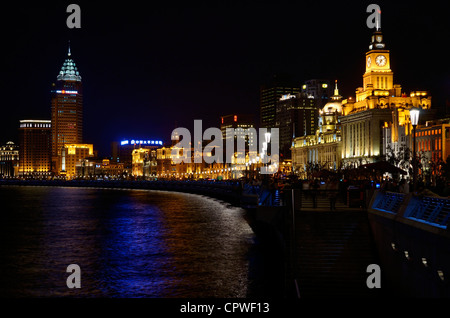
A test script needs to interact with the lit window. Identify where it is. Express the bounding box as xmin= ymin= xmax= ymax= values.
xmin=404 ymin=251 xmax=411 ymax=260
xmin=422 ymin=258 xmax=428 ymax=267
